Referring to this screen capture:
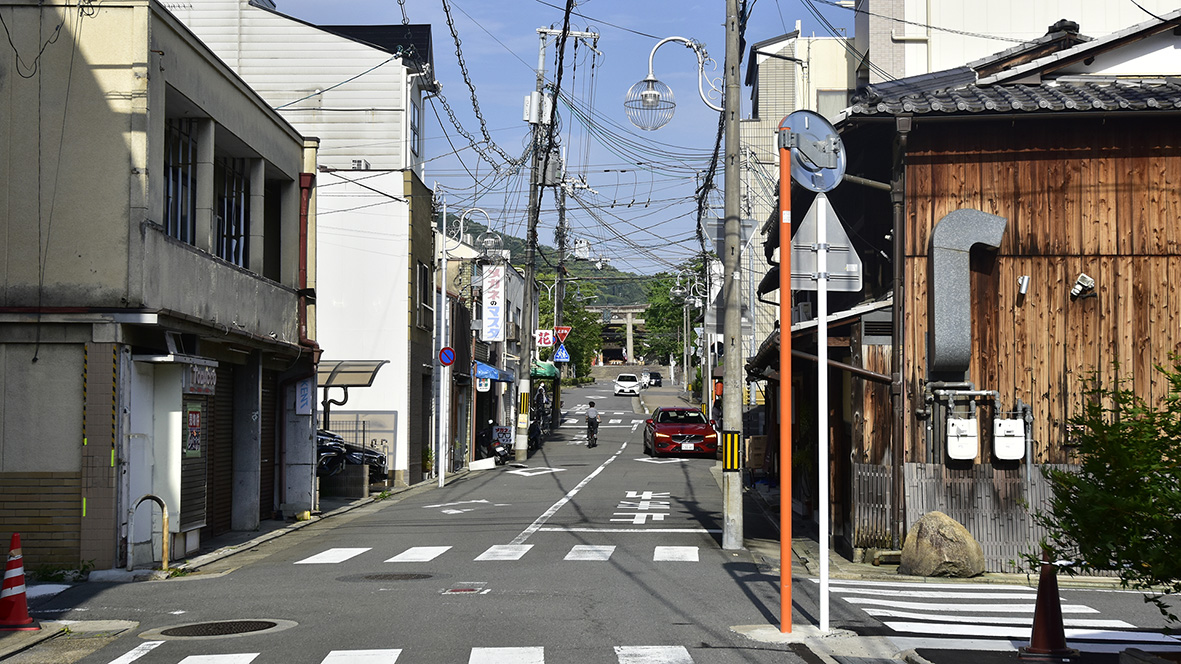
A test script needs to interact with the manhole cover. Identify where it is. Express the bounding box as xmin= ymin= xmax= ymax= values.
xmin=365 ymin=573 xmax=432 ymax=581
xmin=141 ymin=619 xmax=296 ymax=641
xmin=161 ymin=621 xmax=276 ymax=637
